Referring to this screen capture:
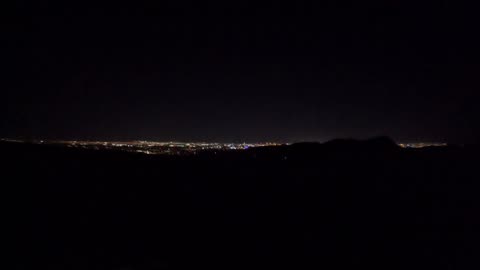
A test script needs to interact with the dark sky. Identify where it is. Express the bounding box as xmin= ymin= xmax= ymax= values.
xmin=2 ymin=1 xmax=479 ymax=143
